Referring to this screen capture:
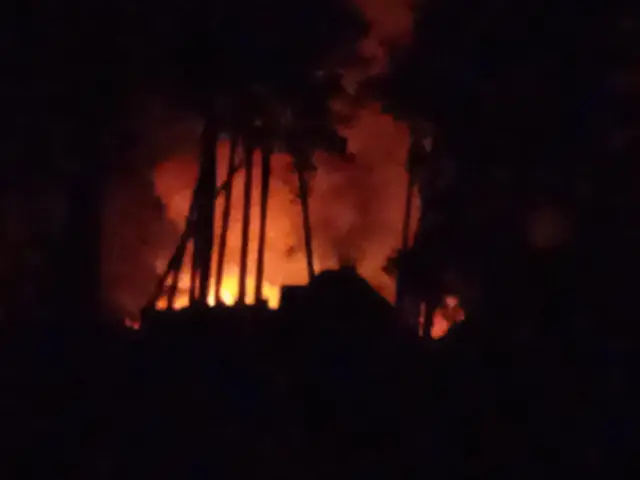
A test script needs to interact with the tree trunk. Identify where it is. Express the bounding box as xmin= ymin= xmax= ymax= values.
xmin=238 ymin=142 xmax=255 ymax=305
xmin=296 ymin=155 xmax=315 ymax=283
xmin=166 ymin=237 xmax=188 ymax=309
xmin=198 ymin=121 xmax=217 ymax=304
xmin=215 ymin=134 xmax=238 ymax=304
xmin=255 ymin=143 xmax=272 ymax=304
xmin=396 ymin=162 xmax=415 ymax=308
xmin=401 ymin=172 xmax=414 ymax=250
xmin=151 ymin=154 xmax=243 ymax=310
xmin=188 ymin=244 xmax=199 ymax=304
xmin=190 ymin=120 xmax=217 ymax=304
